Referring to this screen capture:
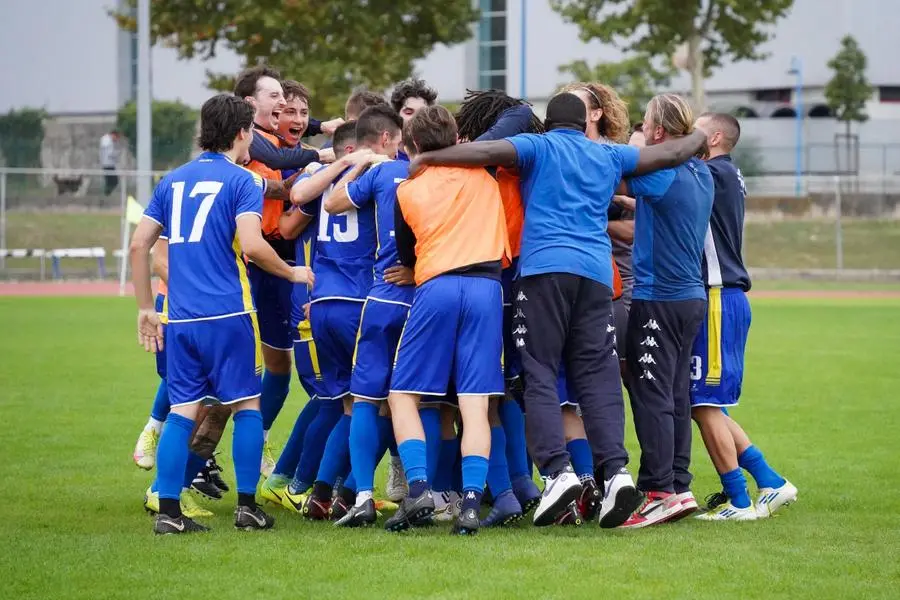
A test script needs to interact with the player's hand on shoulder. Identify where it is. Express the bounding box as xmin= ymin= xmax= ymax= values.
xmin=137 ymin=308 xmax=164 ymax=353
xmin=384 ymin=265 xmax=415 ymax=286
xmin=344 ymin=148 xmax=375 ymax=167
xmin=321 ymin=118 xmax=345 ymax=136
xmin=291 ymin=266 xmax=315 ymax=286
xmin=408 ymin=155 xmax=427 ymax=177
xmin=612 ymin=195 xmax=636 ymax=212
xmin=318 ymin=147 xmax=336 ymax=164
